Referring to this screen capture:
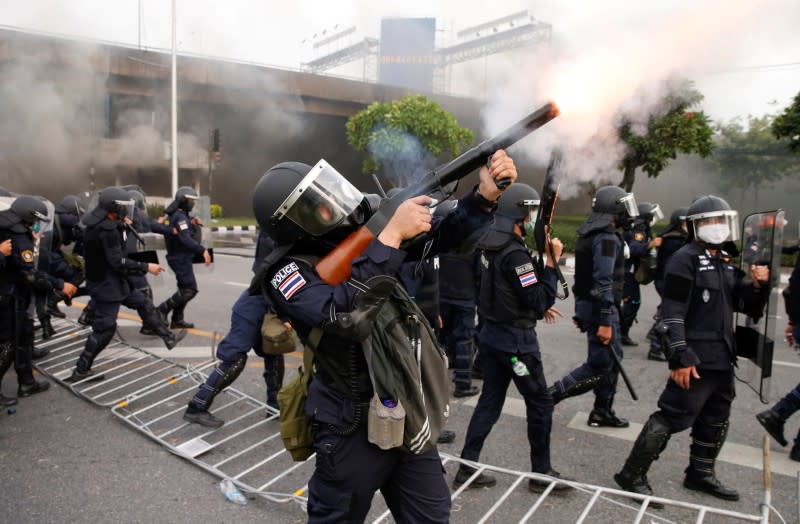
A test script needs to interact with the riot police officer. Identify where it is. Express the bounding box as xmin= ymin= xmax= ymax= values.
xmin=615 ymin=195 xmax=769 ymax=504
xmin=67 ymin=187 xmax=186 ymax=383
xmin=620 ymin=202 xmax=662 ymax=346
xmin=0 ymin=195 xmax=62 ymax=399
xmin=646 ymin=206 xmax=688 ymax=361
xmin=182 ymin=230 xmax=286 ymax=428
xmin=549 ymin=185 xmax=639 ymax=428
xmin=157 ymin=186 xmax=211 ymax=329
xmin=455 ymin=183 xmax=572 ymax=492
xmin=252 ymin=153 xmax=515 ymax=523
